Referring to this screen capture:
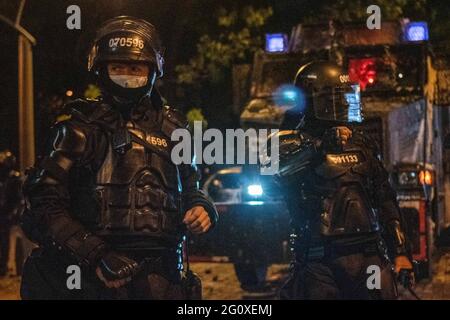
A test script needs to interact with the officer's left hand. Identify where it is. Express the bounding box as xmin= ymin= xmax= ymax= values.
xmin=96 ymin=267 xmax=131 ymax=289
xmin=394 ymin=255 xmax=415 ymax=287
xmin=183 ymin=206 xmax=211 ymax=234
